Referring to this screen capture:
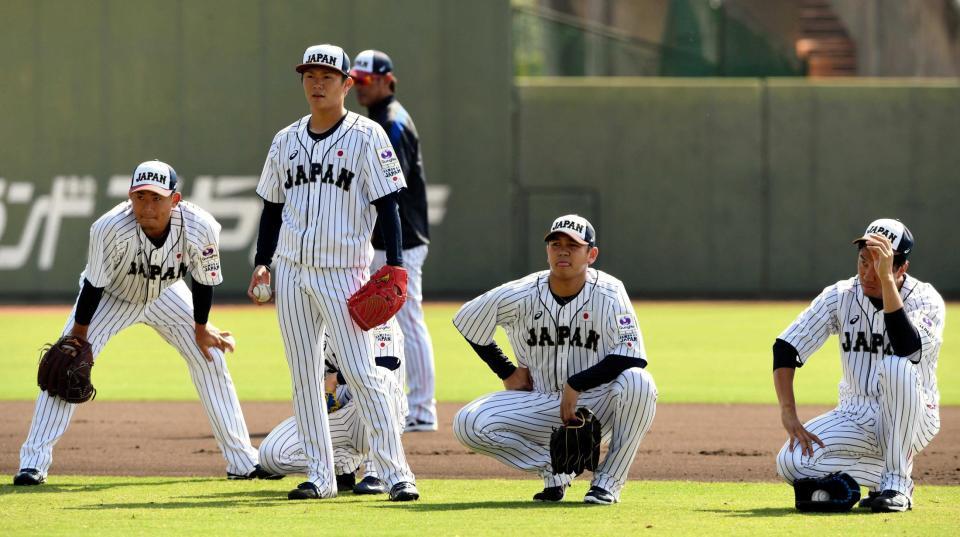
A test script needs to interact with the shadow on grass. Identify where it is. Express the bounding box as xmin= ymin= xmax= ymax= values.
xmin=371 ymin=501 xmax=599 ymax=511
xmin=0 ymin=479 xmax=209 ymax=495
xmin=696 ymin=507 xmax=874 ymax=518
